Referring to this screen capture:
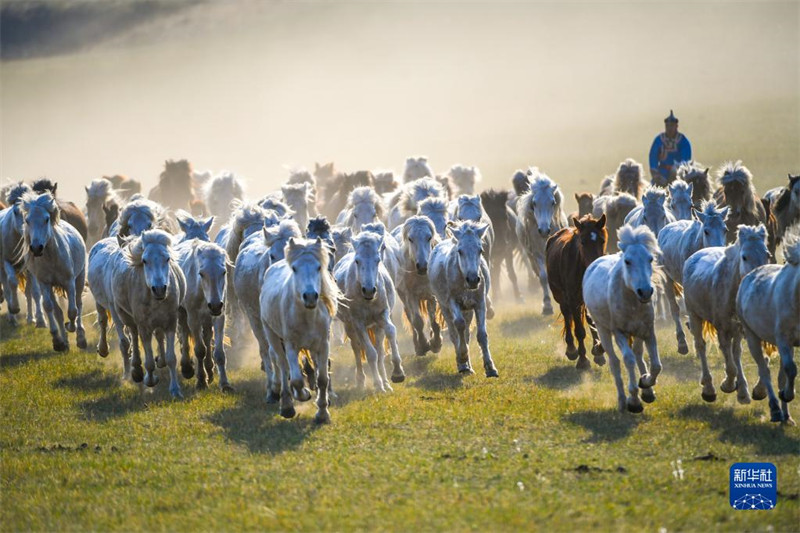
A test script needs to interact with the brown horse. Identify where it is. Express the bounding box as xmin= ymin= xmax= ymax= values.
xmin=31 ymin=179 xmax=88 ymax=242
xmin=545 ymin=214 xmax=607 ymax=370
xmin=104 ymin=174 xmax=141 ymax=202
xmin=148 ymin=159 xmax=196 ymax=212
xmin=569 ymin=192 xmax=594 ymax=225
